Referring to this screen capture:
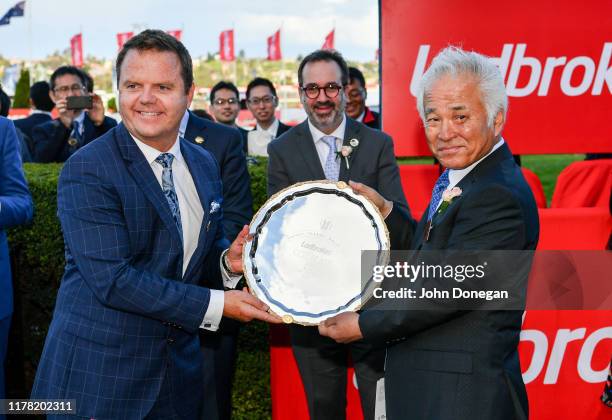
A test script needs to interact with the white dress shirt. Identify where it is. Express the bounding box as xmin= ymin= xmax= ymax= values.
xmin=248 ymin=118 xmax=280 ymax=156
xmin=131 ymin=133 xmax=238 ymax=331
